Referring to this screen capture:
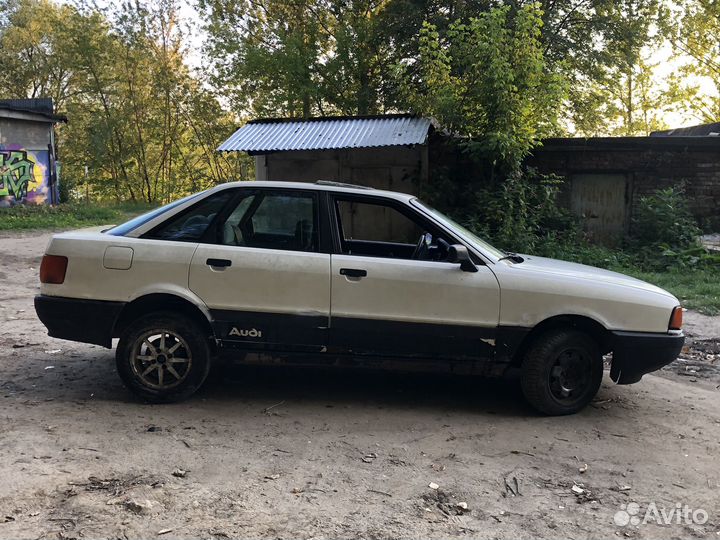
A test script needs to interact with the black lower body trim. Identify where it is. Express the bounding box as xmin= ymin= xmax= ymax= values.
xmin=34 ymin=295 xmax=125 ymax=348
xmin=330 ymin=316 xmax=496 ymax=360
xmin=495 ymin=326 xmax=532 ymax=363
xmin=610 ymin=331 xmax=684 ymax=384
xmin=211 ymin=309 xmax=507 ymax=363
xmin=211 ymin=309 xmax=328 ymax=352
